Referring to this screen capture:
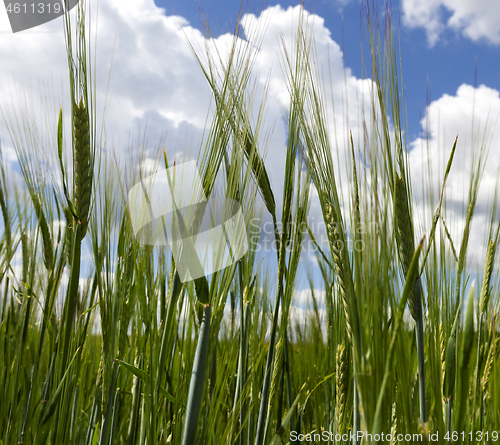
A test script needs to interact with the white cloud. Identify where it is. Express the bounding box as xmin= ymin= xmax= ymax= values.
xmin=0 ymin=0 xmax=212 ymax=163
xmin=0 ymin=2 xmax=372 ymax=199
xmin=294 ymin=288 xmax=327 ymax=308
xmin=402 ymin=0 xmax=500 ymax=45
xmin=409 ymin=83 xmax=500 ymax=267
